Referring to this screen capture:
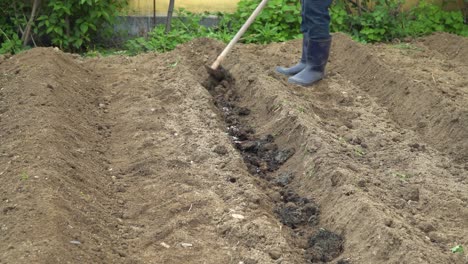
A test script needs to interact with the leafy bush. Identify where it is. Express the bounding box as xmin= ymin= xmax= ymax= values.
xmin=0 ymin=0 xmax=128 ymax=54
xmin=125 ymin=25 xmax=195 ymax=54
xmin=0 ymin=2 xmax=28 ymax=54
xmin=123 ymin=0 xmax=467 ymax=55
xmin=0 ymin=30 xmax=23 ymax=55
xmin=222 ymin=0 xmax=467 ymax=43
xmin=36 ymin=0 xmax=128 ymax=51
xmin=125 ymin=9 xmax=212 ymax=54
xmin=330 ymin=0 xmax=408 ymax=42
xmin=407 ymin=1 xmax=468 ymax=37
xmin=226 ymin=0 xmax=302 ymax=43
xmin=1 ymin=0 xmax=466 ymax=55
xmin=330 ymin=0 xmax=467 ymax=41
